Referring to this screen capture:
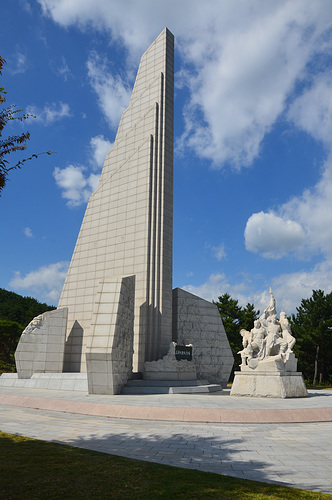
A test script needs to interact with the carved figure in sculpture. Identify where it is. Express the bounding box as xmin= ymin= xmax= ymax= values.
xmin=259 ymin=287 xmax=277 ymax=326
xmin=279 ymin=311 xmax=296 ymax=353
xmin=22 ymin=314 xmax=46 ymax=335
xmin=237 ymin=329 xmax=252 ymax=366
xmin=238 ymin=319 xmax=268 ymax=366
xmin=250 ymin=319 xmax=266 ymax=358
xmin=266 ymin=287 xmax=277 ymax=315
xmin=262 ymin=315 xmax=286 ymax=358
